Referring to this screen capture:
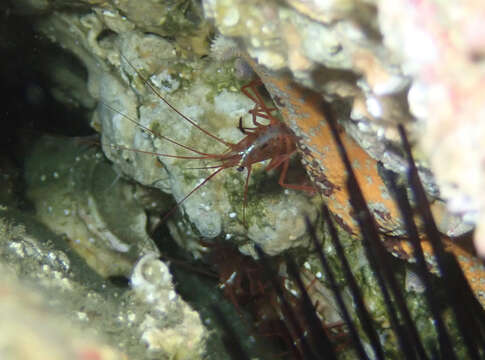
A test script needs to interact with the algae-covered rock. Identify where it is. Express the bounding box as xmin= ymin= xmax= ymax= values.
xmin=203 ymin=0 xmax=474 ymax=241
xmin=5 ymin=0 xmax=480 ymax=358
xmin=34 ymin=4 xmax=317 ymax=257
xmin=95 ymin=30 xmax=317 ymax=254
xmin=0 ymin=208 xmax=208 ymax=360
xmin=202 ymin=0 xmax=468 ymax=233
xmin=24 ymin=135 xmax=160 ymax=278
xmin=0 ymin=265 xmax=125 ymax=360
xmin=131 ymin=253 xmax=206 ymax=359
